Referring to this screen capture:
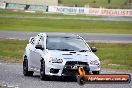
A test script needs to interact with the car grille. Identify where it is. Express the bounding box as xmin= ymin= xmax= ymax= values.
xmin=62 ymin=61 xmax=89 ymax=76
xmin=65 ymin=61 xmax=88 ymax=66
